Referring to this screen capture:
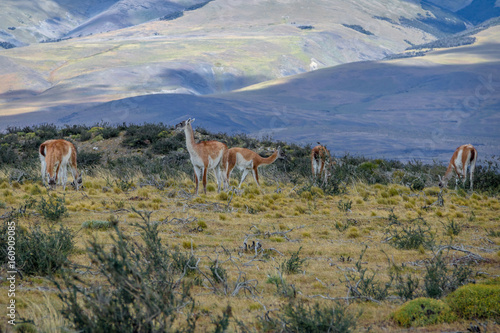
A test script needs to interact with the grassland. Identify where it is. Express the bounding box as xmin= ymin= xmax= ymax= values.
xmin=0 ymin=124 xmax=499 ymax=332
